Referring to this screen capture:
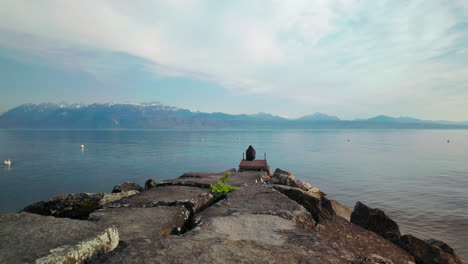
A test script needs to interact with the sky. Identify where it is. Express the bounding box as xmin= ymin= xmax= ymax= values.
xmin=0 ymin=0 xmax=467 ymax=120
